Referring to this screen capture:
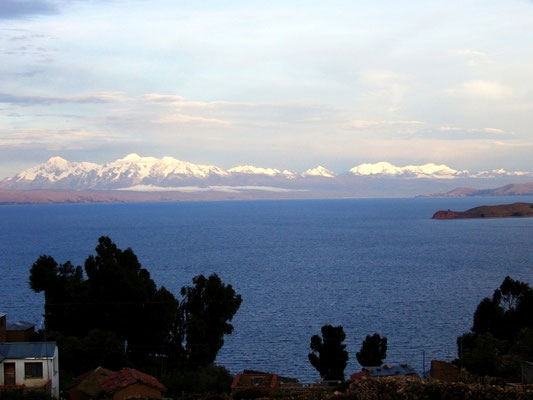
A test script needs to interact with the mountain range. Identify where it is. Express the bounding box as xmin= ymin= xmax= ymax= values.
xmin=2 ymin=154 xmax=531 ymax=191
xmin=1 ymin=154 xmax=532 ymax=203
